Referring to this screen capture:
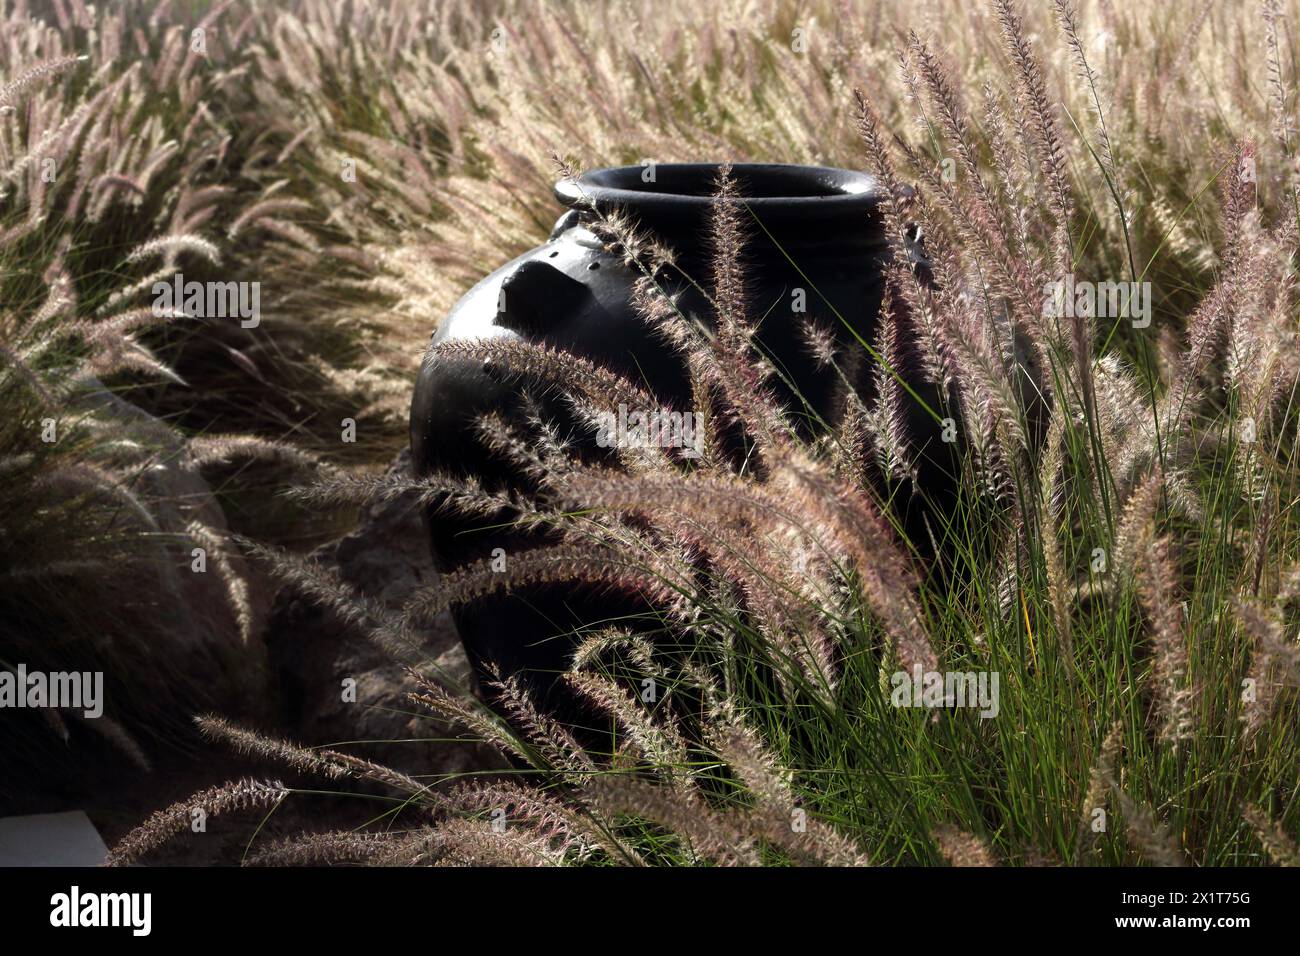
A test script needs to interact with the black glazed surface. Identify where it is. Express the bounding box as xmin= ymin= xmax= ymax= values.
xmin=410 ymin=163 xmax=944 ymax=700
